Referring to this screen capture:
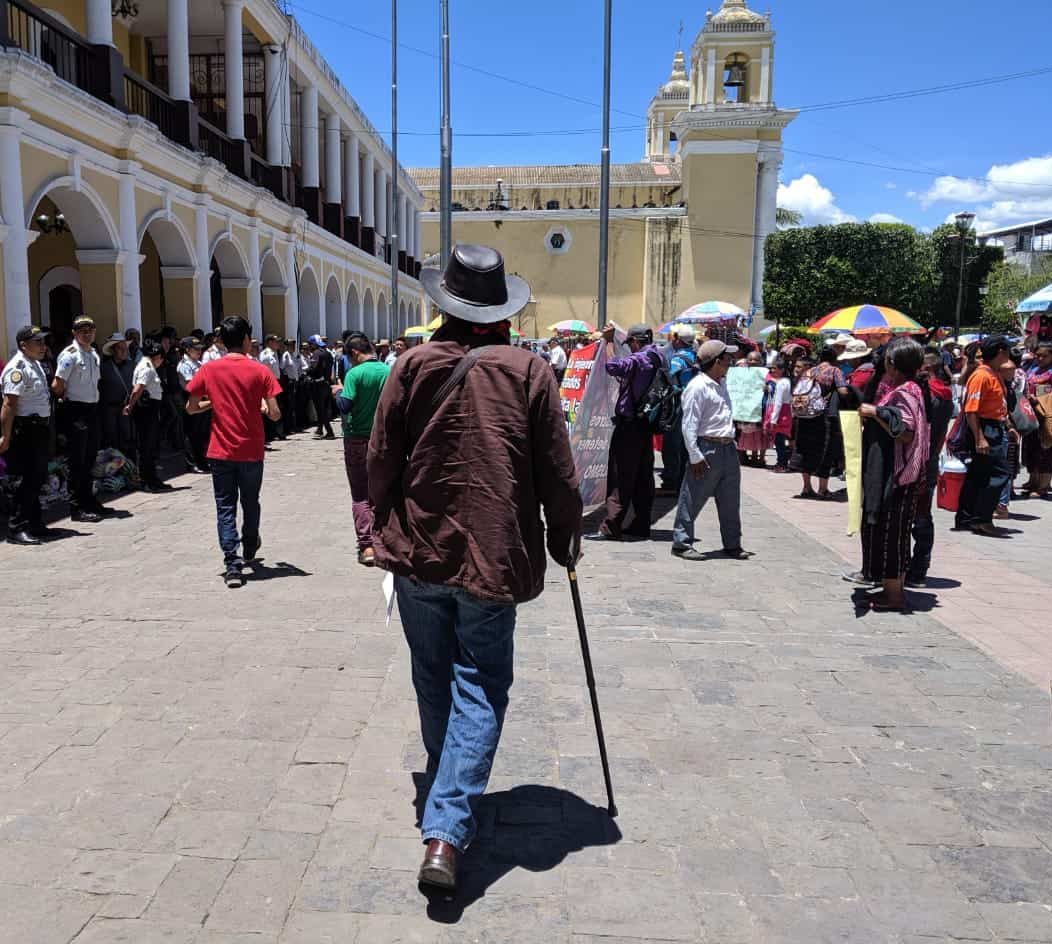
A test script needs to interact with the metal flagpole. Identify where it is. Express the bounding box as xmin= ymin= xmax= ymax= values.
xmin=390 ymin=0 xmax=400 ymax=327
xmin=439 ymin=0 xmax=452 ymax=268
xmin=596 ymin=0 xmax=612 ymax=327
